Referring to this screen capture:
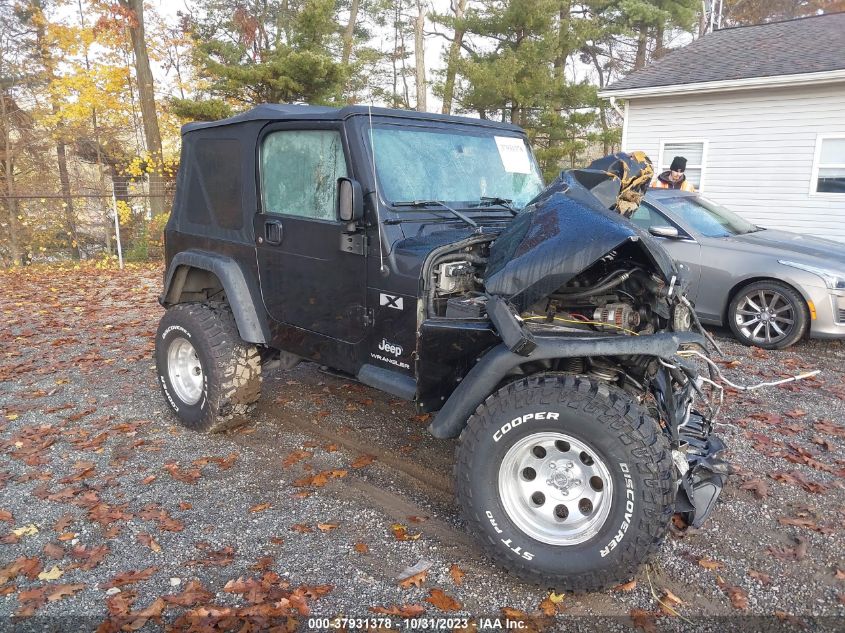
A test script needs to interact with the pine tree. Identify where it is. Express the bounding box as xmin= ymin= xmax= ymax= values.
xmin=172 ymin=0 xmax=346 ymax=120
